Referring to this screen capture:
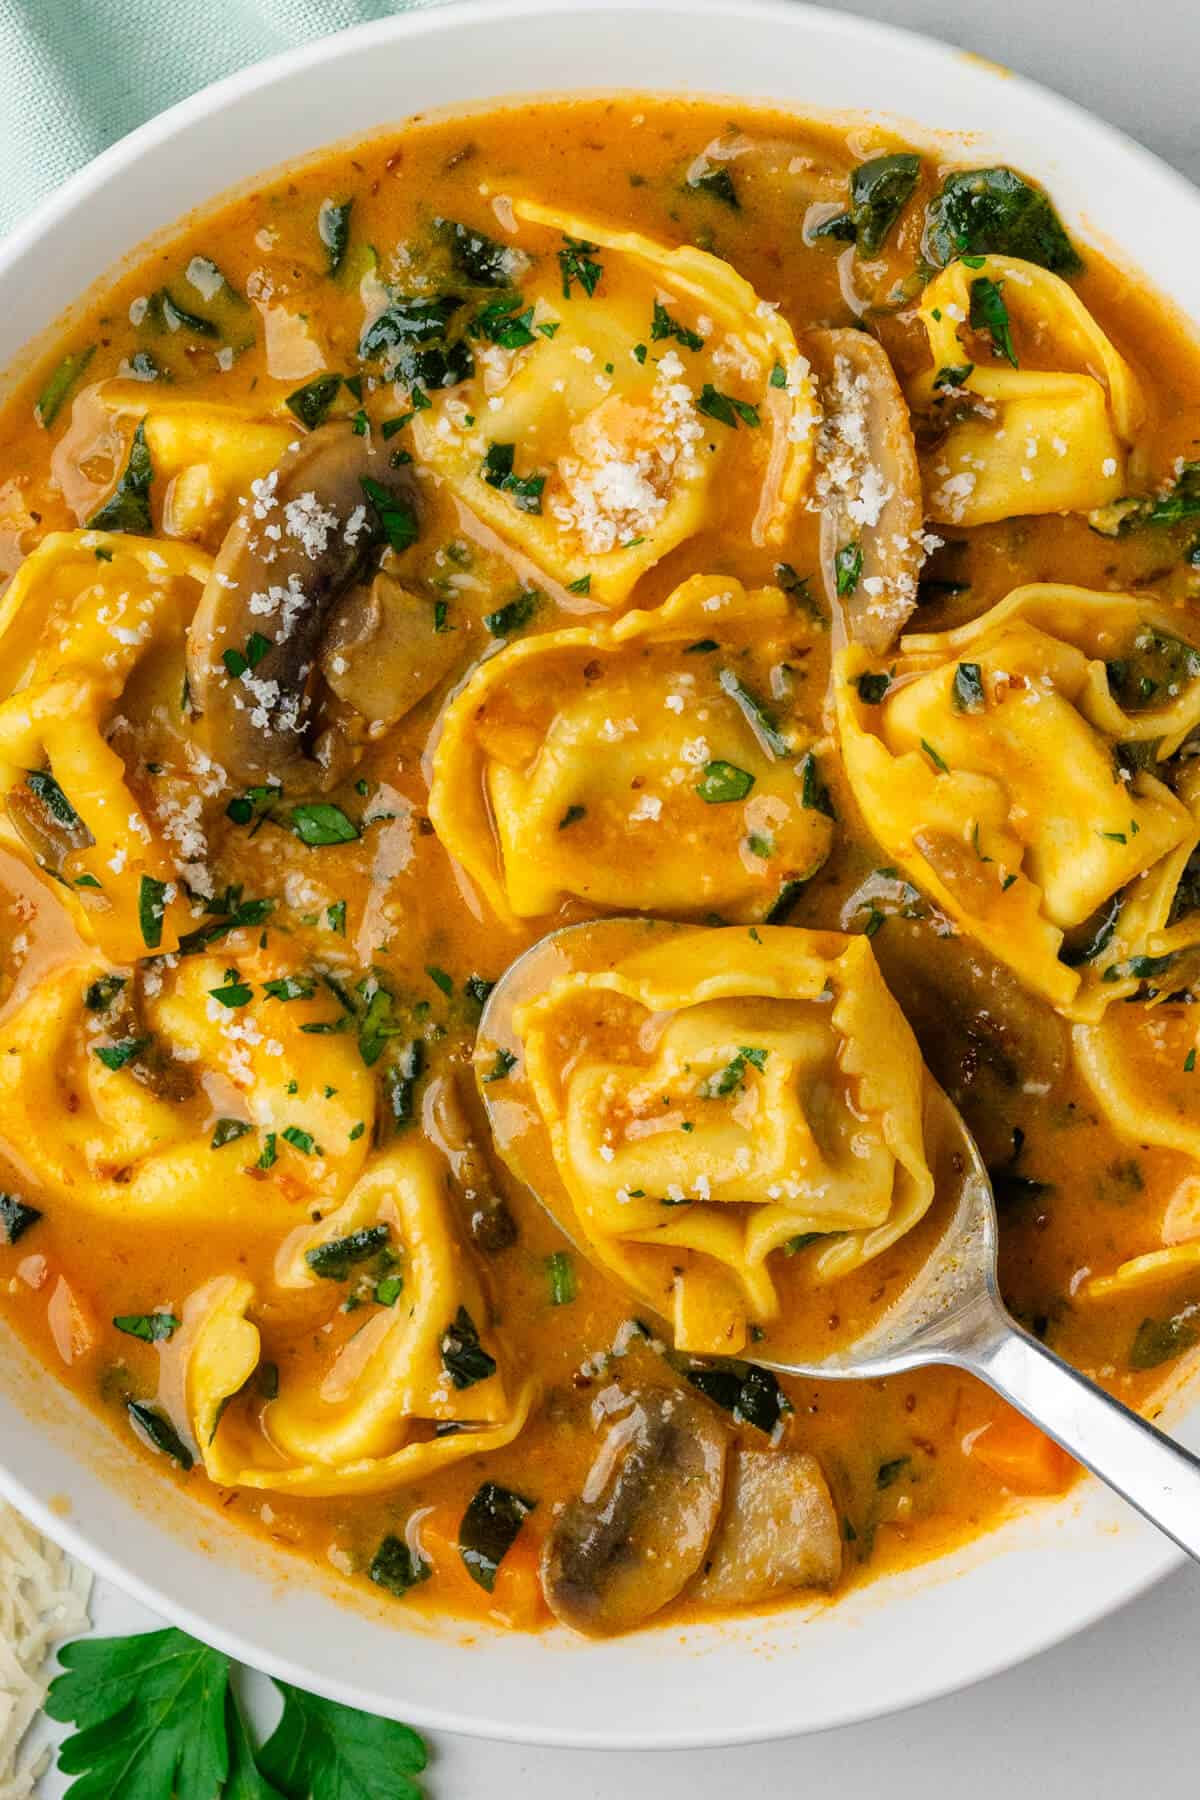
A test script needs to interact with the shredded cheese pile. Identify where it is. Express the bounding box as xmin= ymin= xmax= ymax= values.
xmin=0 ymin=1504 xmax=91 ymax=1799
